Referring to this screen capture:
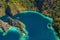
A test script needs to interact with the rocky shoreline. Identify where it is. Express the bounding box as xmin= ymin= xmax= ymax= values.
xmin=0 ymin=0 xmax=60 ymax=39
